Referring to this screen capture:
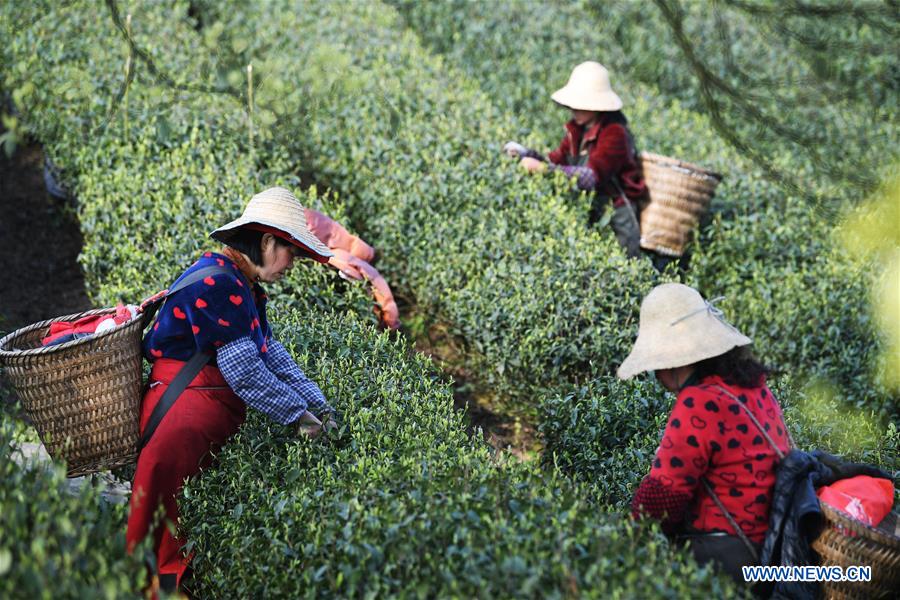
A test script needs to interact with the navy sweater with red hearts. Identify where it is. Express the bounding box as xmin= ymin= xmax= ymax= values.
xmin=631 ymin=375 xmax=791 ymax=543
